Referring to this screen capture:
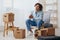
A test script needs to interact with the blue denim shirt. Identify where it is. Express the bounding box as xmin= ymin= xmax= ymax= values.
xmin=31 ymin=11 xmax=43 ymax=22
